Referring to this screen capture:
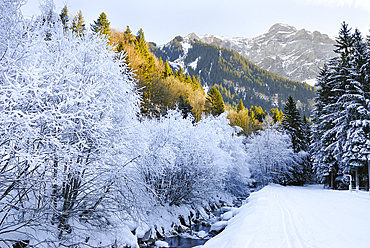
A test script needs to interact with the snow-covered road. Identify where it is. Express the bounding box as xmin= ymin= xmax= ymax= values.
xmin=201 ymin=184 xmax=370 ymax=248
